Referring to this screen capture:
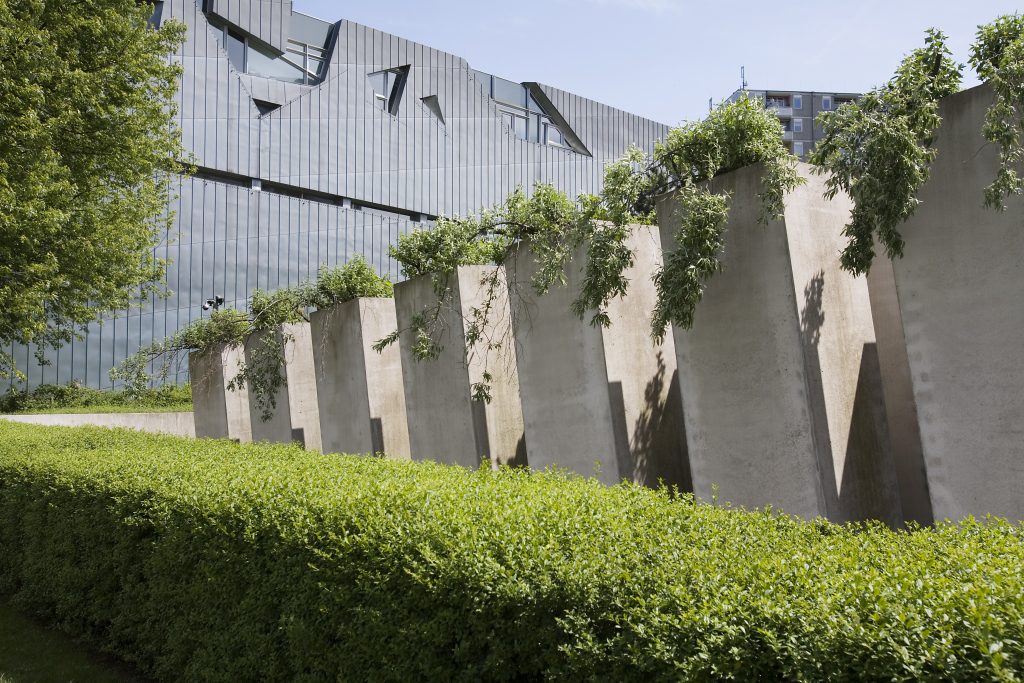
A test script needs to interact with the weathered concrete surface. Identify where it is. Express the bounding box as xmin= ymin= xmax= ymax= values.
xmin=658 ymin=162 xmax=902 ymax=525
xmin=190 ymin=343 xmax=252 ymax=442
xmin=888 ymin=85 xmax=1024 ymax=522
xmin=310 ymin=298 xmax=411 ymax=458
xmin=244 ymin=322 xmax=322 ymax=450
xmin=0 ymin=412 xmax=196 ymax=438
xmin=867 ymin=255 xmax=933 ymax=526
xmin=395 ymin=266 xmax=526 ymax=468
xmin=507 ymin=227 xmax=690 ymax=487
